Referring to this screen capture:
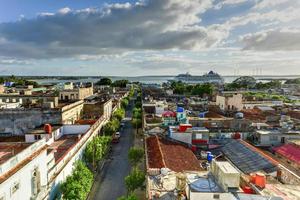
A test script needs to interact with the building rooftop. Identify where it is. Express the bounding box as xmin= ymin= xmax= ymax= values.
xmin=48 ymin=135 xmax=81 ymax=163
xmin=146 ymin=136 xmax=201 ymax=172
xmin=27 ymin=125 xmax=61 ymax=135
xmin=222 ymin=140 xmax=278 ymax=174
xmin=0 ymin=143 xmax=31 ymax=164
xmin=0 ymin=136 xmax=25 ymax=143
xmin=188 ymin=174 xmax=223 ymax=193
xmin=261 ymin=183 xmax=300 ymax=200
xmin=273 ymin=143 xmax=300 ymax=165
